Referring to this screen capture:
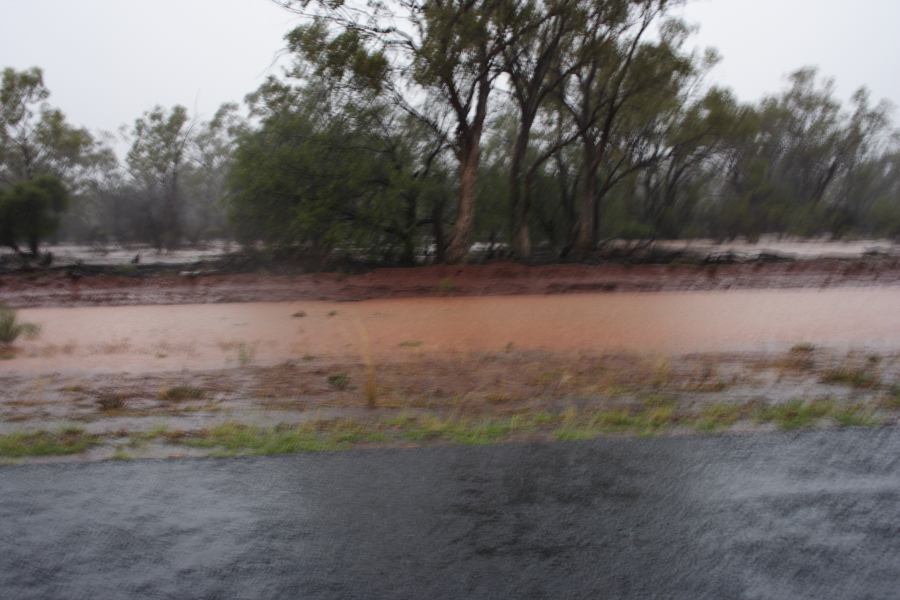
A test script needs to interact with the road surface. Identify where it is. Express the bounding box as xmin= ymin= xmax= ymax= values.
xmin=1 ymin=429 xmax=899 ymax=599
